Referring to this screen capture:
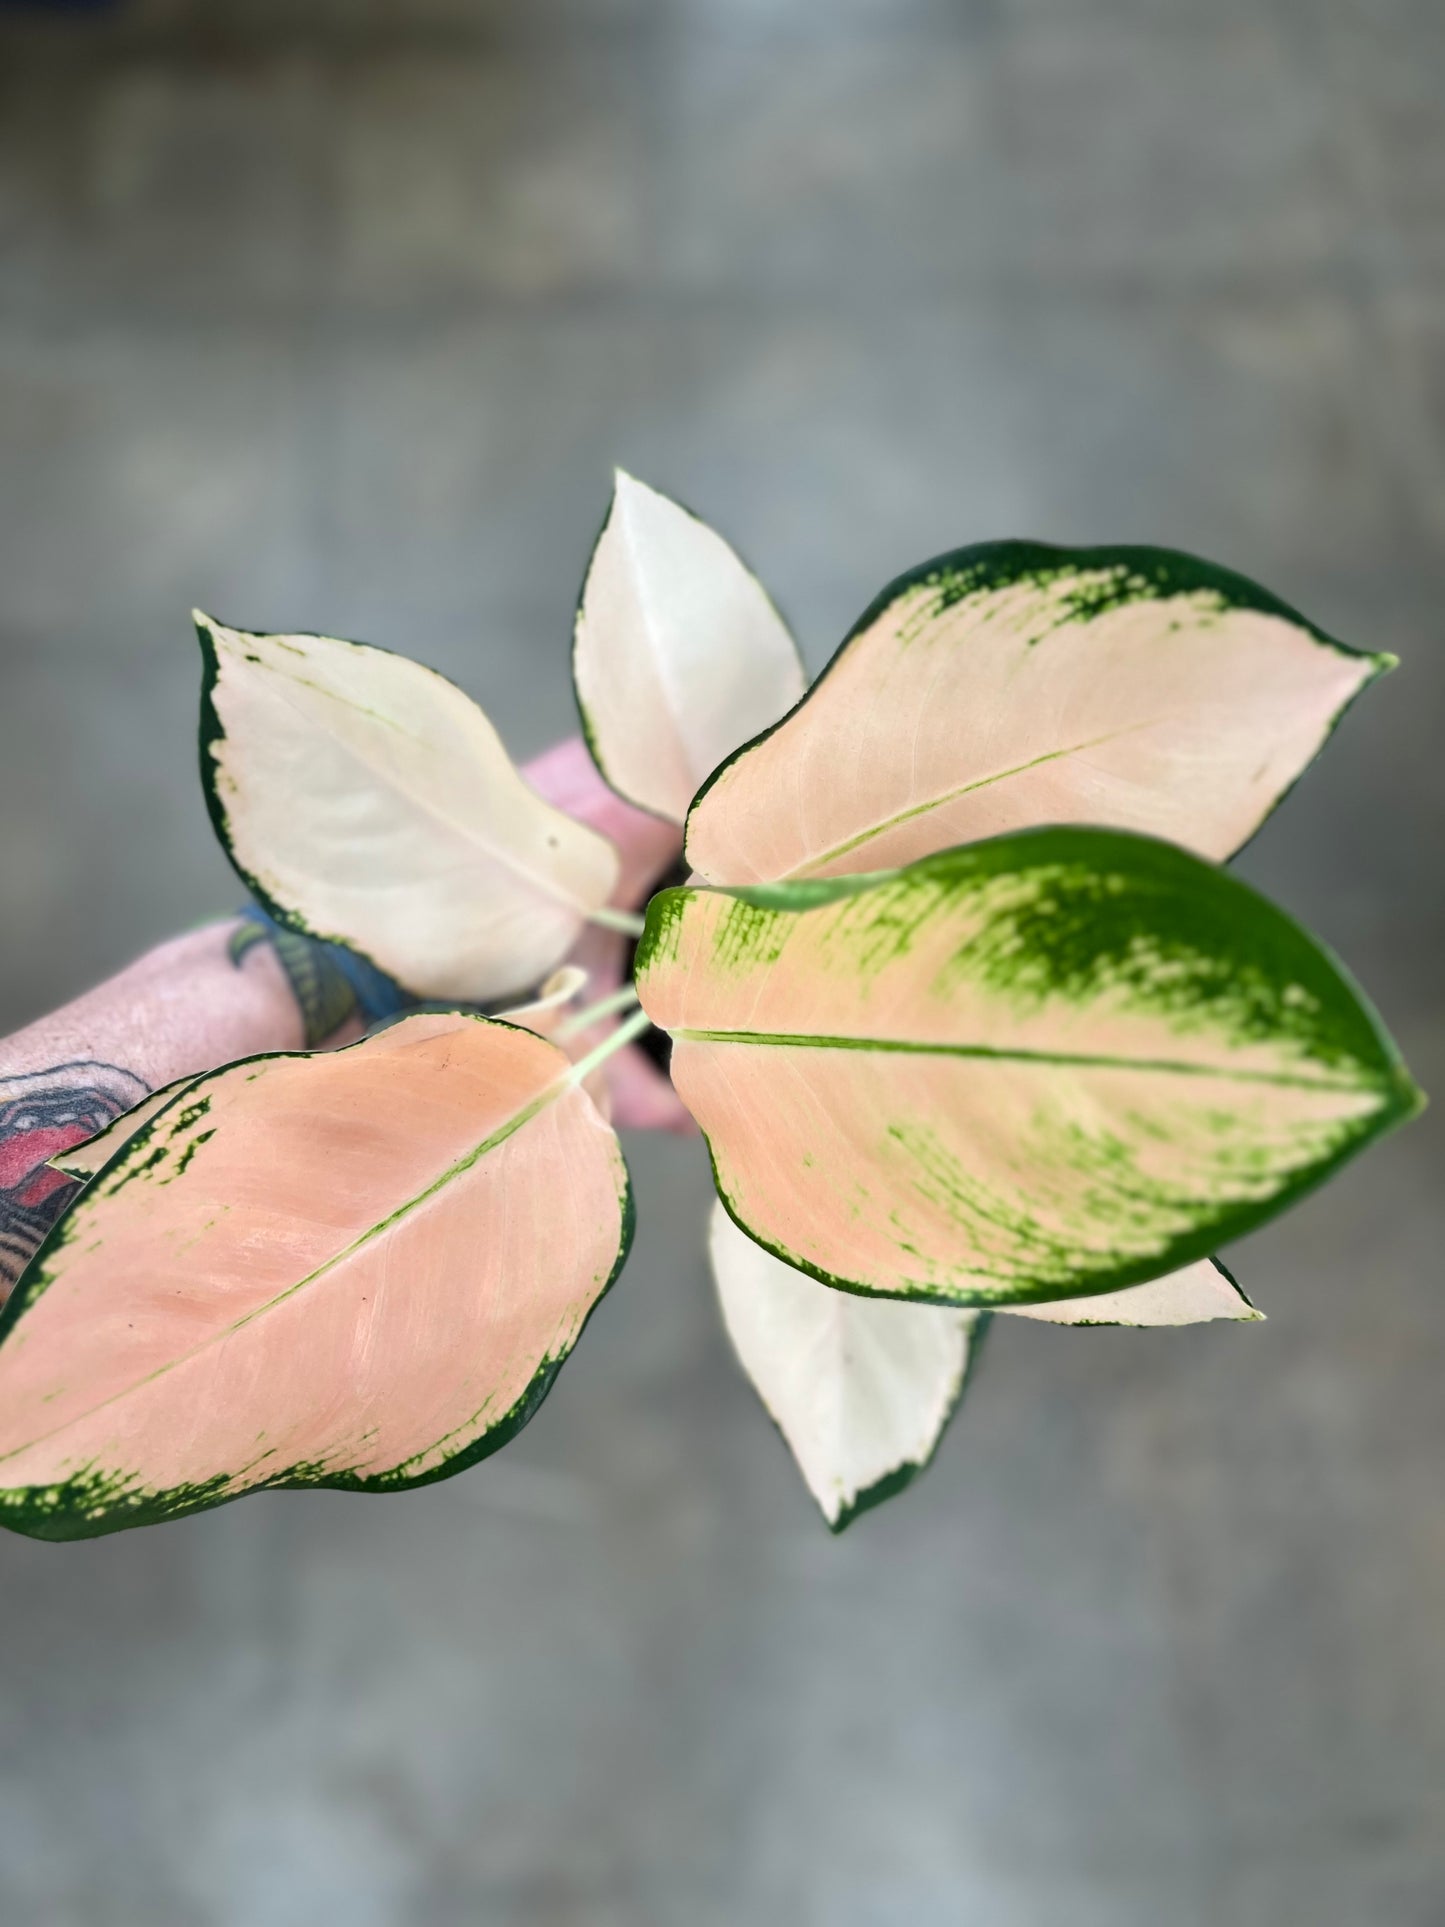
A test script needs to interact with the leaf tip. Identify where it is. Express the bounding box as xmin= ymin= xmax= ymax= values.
xmin=610 ymin=466 xmax=649 ymax=512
